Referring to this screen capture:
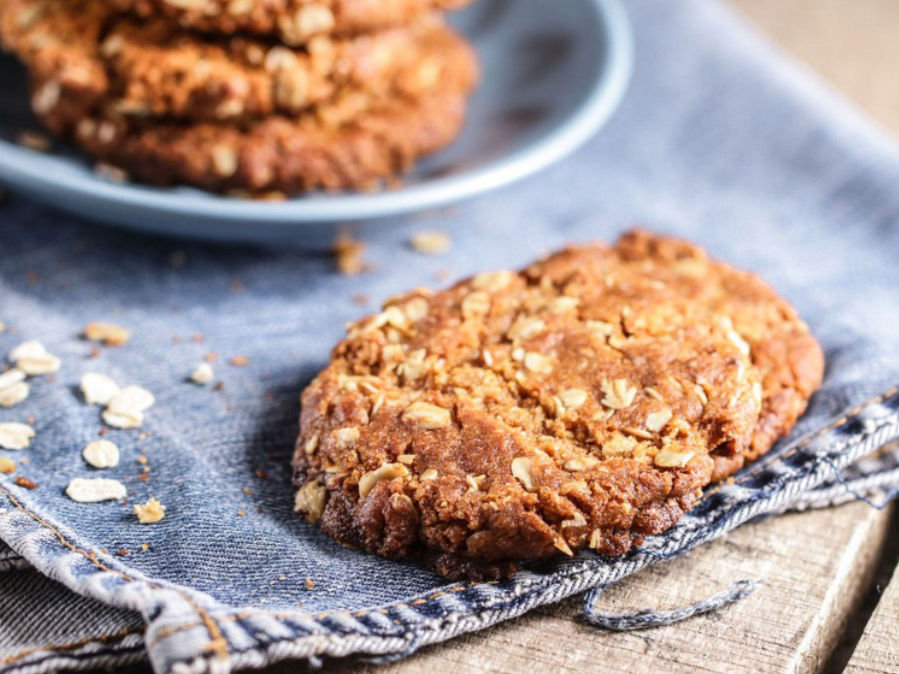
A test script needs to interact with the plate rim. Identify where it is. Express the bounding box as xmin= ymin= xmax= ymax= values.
xmin=0 ymin=0 xmax=633 ymax=228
